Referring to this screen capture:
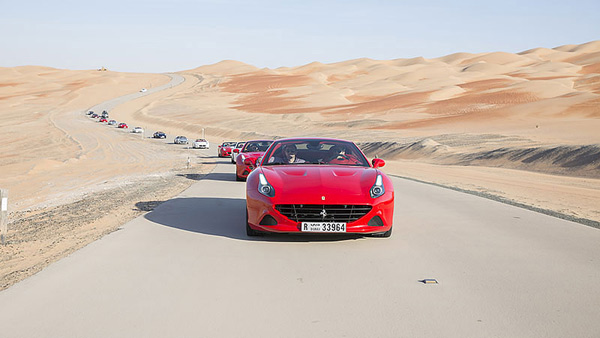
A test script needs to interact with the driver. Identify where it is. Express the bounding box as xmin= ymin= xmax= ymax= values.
xmin=328 ymin=145 xmax=360 ymax=164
